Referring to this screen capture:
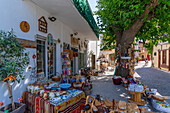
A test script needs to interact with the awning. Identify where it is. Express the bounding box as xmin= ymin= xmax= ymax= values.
xmin=31 ymin=0 xmax=98 ymax=41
